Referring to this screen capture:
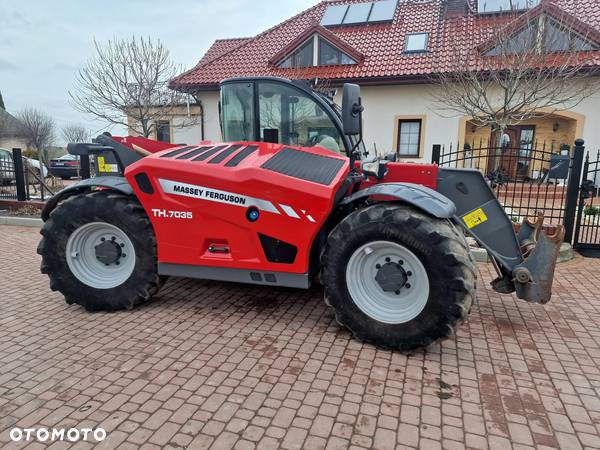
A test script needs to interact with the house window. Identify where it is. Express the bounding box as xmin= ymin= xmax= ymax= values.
xmin=405 ymin=33 xmax=428 ymax=53
xmin=484 ymin=15 xmax=597 ymax=56
xmin=396 ymin=119 xmax=423 ymax=156
xmin=279 ymin=39 xmax=314 ymax=68
xmin=319 ymin=38 xmax=356 ymax=66
xmin=156 ymin=120 xmax=171 ymax=143
xmin=279 ymin=35 xmax=356 ymax=68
